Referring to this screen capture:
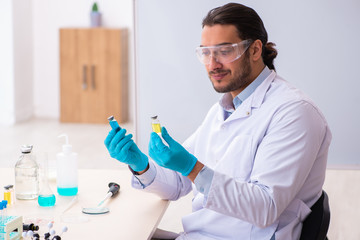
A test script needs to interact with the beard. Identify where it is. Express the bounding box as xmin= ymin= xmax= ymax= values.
xmin=209 ymin=53 xmax=252 ymax=93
